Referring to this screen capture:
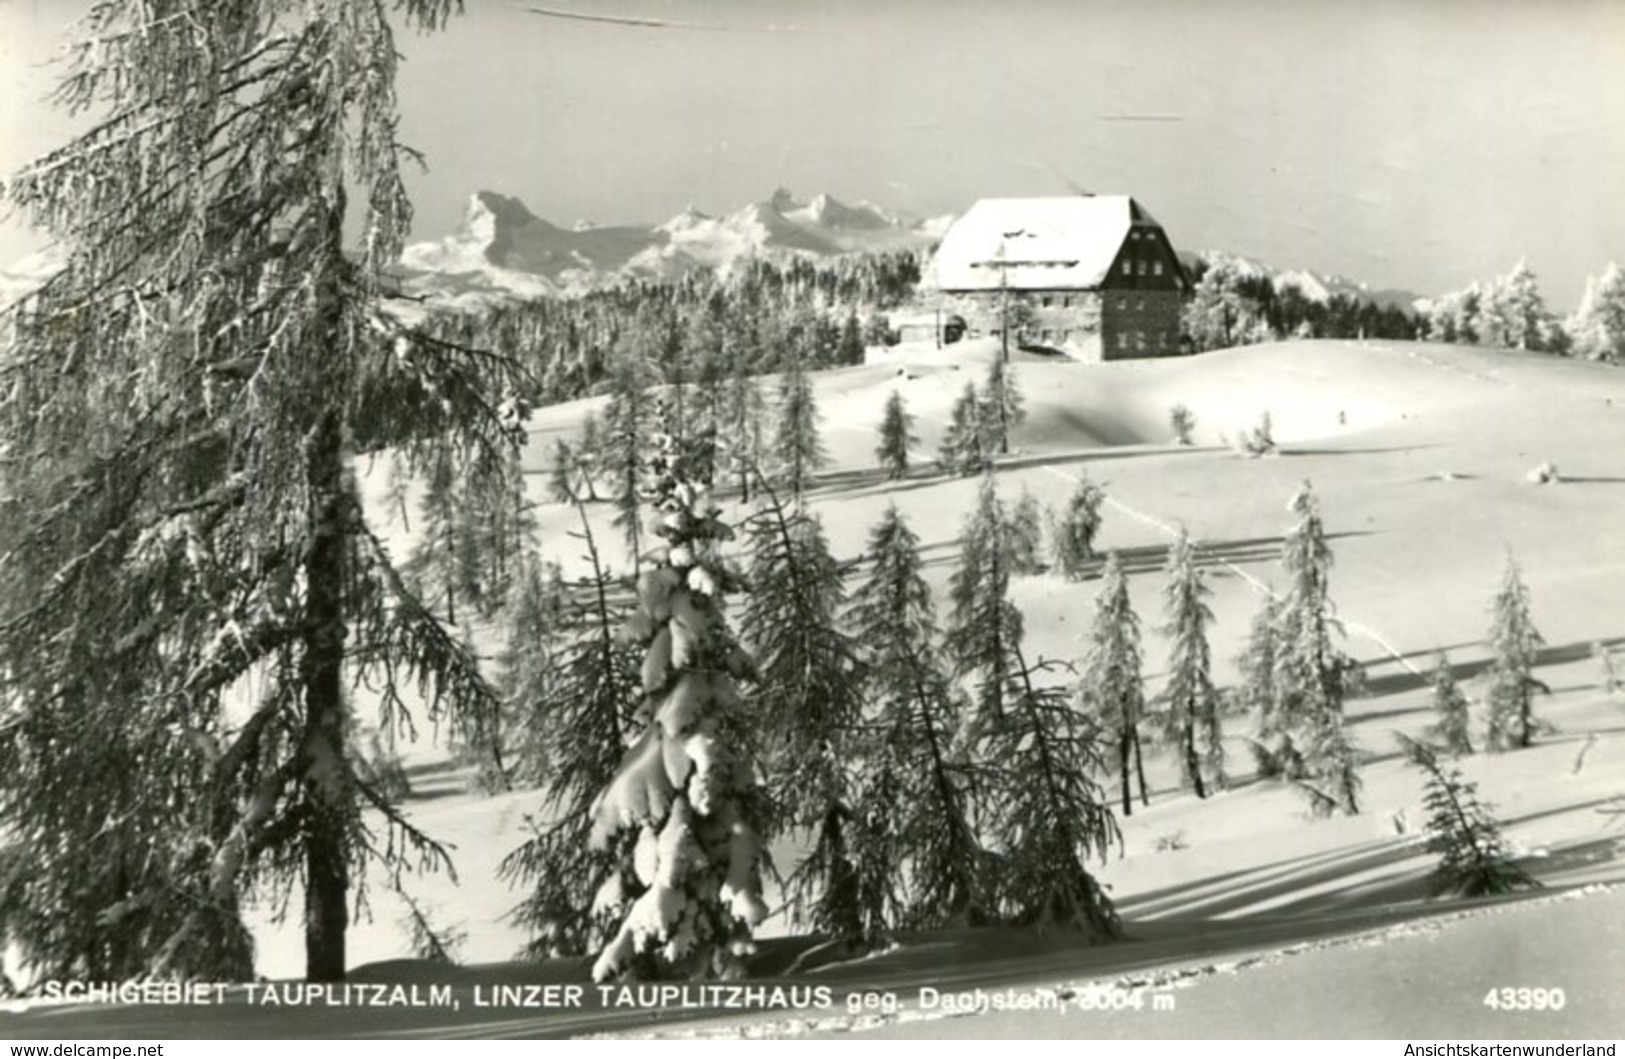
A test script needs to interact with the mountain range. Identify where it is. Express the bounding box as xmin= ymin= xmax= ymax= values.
xmin=1 ymin=191 xmax=1424 ymax=317
xmin=394 ymin=188 xmax=951 ymax=307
